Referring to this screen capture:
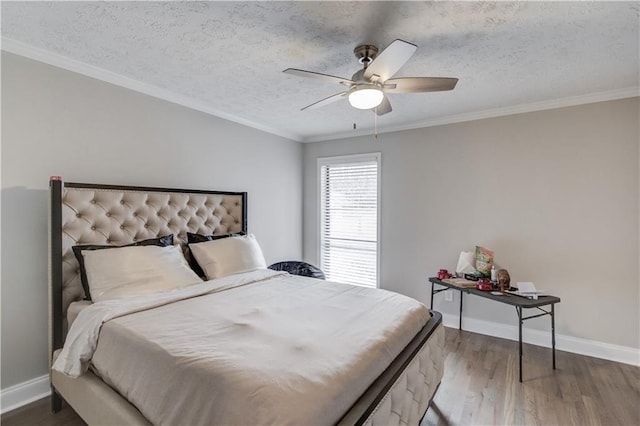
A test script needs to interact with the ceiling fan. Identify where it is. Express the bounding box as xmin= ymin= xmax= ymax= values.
xmin=283 ymin=39 xmax=458 ymax=116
